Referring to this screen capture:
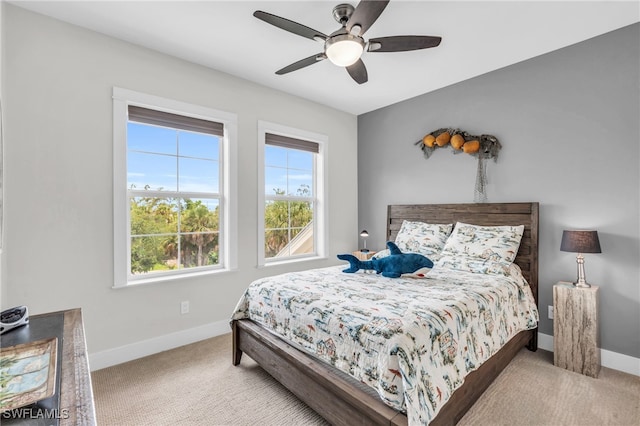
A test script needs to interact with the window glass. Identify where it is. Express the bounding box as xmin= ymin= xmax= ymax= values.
xmin=130 ymin=196 xmax=178 ymax=274
xmin=264 ymin=145 xmax=287 ymax=167
xmin=288 ymin=149 xmax=313 ymax=171
xmin=127 ymin=151 xmax=177 ymax=191
xmin=178 ymin=157 xmax=219 ymax=193
xmin=126 ymin=116 xmax=221 ymax=277
xmin=127 ymin=122 xmax=176 ymax=155
xmin=179 ymin=131 xmax=219 ymax=160
xmin=264 ymin=144 xmax=316 ymax=260
xmin=179 ymin=198 xmax=220 ymax=268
